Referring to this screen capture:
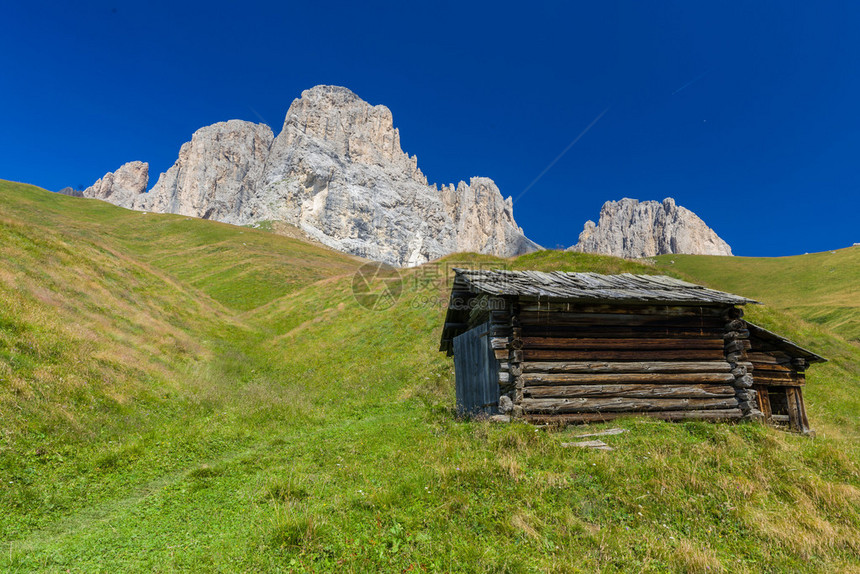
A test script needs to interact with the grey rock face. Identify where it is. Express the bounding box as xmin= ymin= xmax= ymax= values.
xmin=134 ymin=120 xmax=274 ymax=222
xmin=57 ymin=187 xmax=83 ymax=197
xmin=84 ymin=85 xmax=538 ymax=266
xmin=569 ymin=198 xmax=732 ymax=258
xmin=82 ymin=161 xmax=149 ymax=208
